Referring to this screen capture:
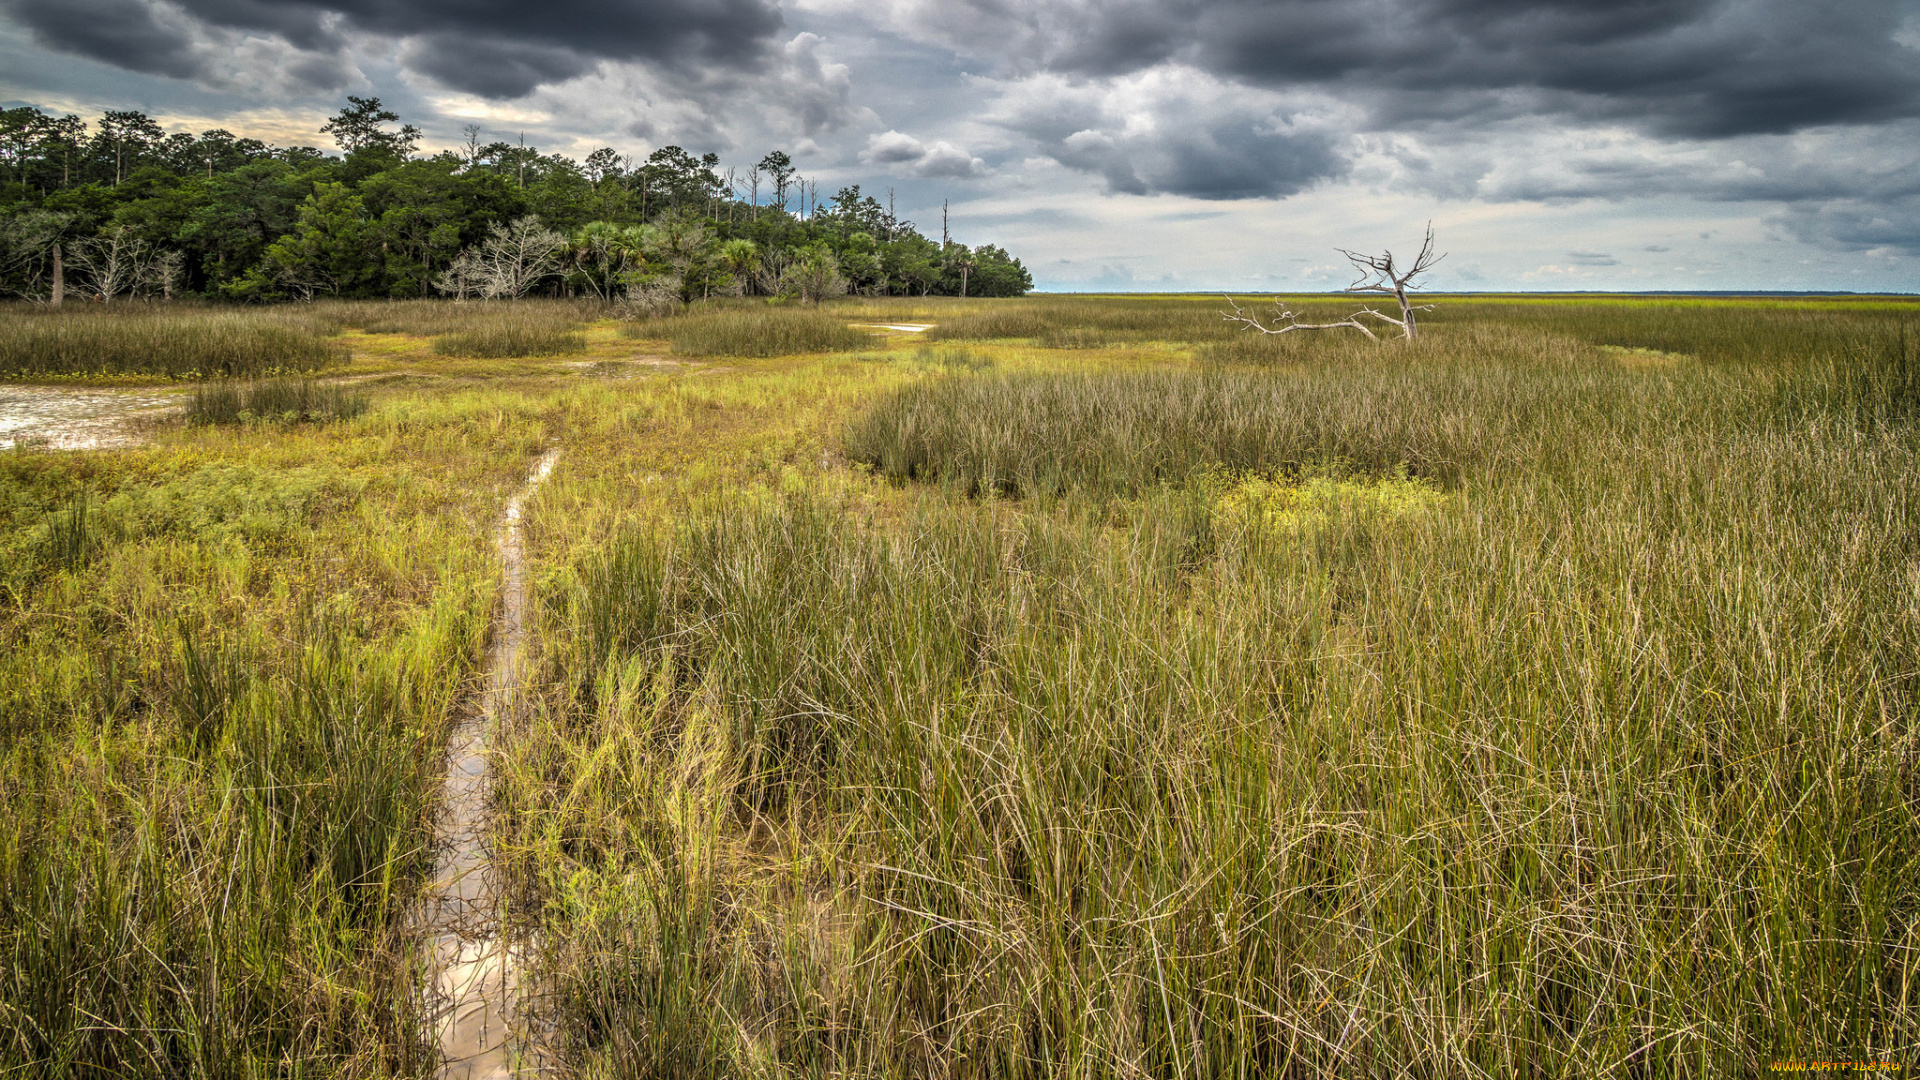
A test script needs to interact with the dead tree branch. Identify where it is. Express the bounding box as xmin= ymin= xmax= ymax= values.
xmin=1336 ymin=222 xmax=1444 ymax=339
xmin=1223 ymin=224 xmax=1445 ymax=343
xmin=1221 ymin=295 xmax=1380 ymax=341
